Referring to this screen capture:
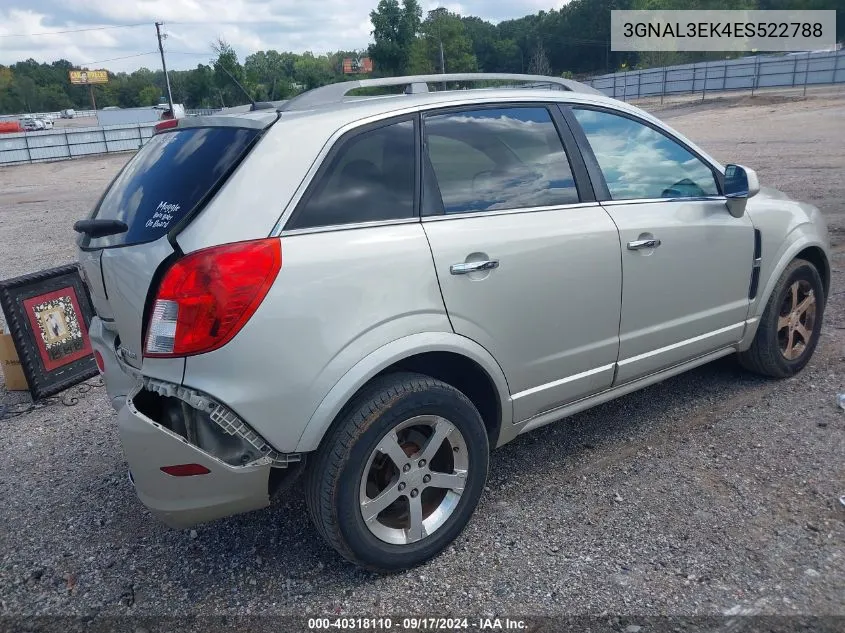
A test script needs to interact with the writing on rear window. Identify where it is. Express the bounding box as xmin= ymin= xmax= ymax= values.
xmin=78 ymin=126 xmax=260 ymax=250
xmin=146 ymin=201 xmax=181 ymax=229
